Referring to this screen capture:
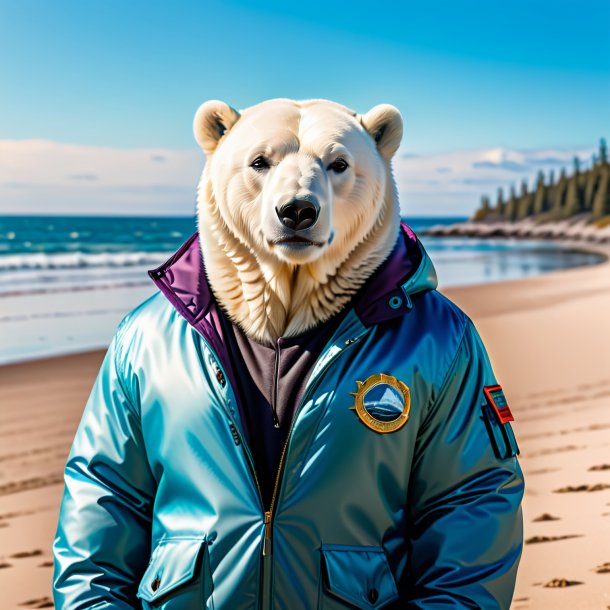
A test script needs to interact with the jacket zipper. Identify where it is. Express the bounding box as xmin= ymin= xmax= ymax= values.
xmin=199 ymin=324 xmax=367 ymax=609
xmin=261 ymin=333 xmax=364 ymax=557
